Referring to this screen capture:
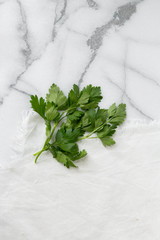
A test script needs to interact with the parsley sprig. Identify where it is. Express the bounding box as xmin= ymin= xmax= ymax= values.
xmin=30 ymin=83 xmax=126 ymax=168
